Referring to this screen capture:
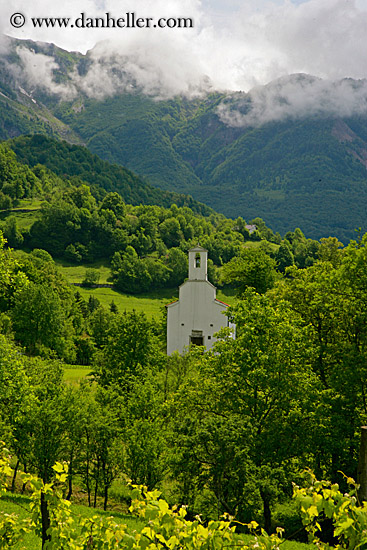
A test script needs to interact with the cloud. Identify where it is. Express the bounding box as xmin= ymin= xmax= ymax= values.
xmin=2 ymin=0 xmax=367 ymax=123
xmin=14 ymin=46 xmax=77 ymax=99
xmin=217 ymin=74 xmax=367 ymax=127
